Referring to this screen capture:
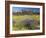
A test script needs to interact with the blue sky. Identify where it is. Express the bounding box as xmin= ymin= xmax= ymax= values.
xmin=12 ymin=7 xmax=40 ymax=13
